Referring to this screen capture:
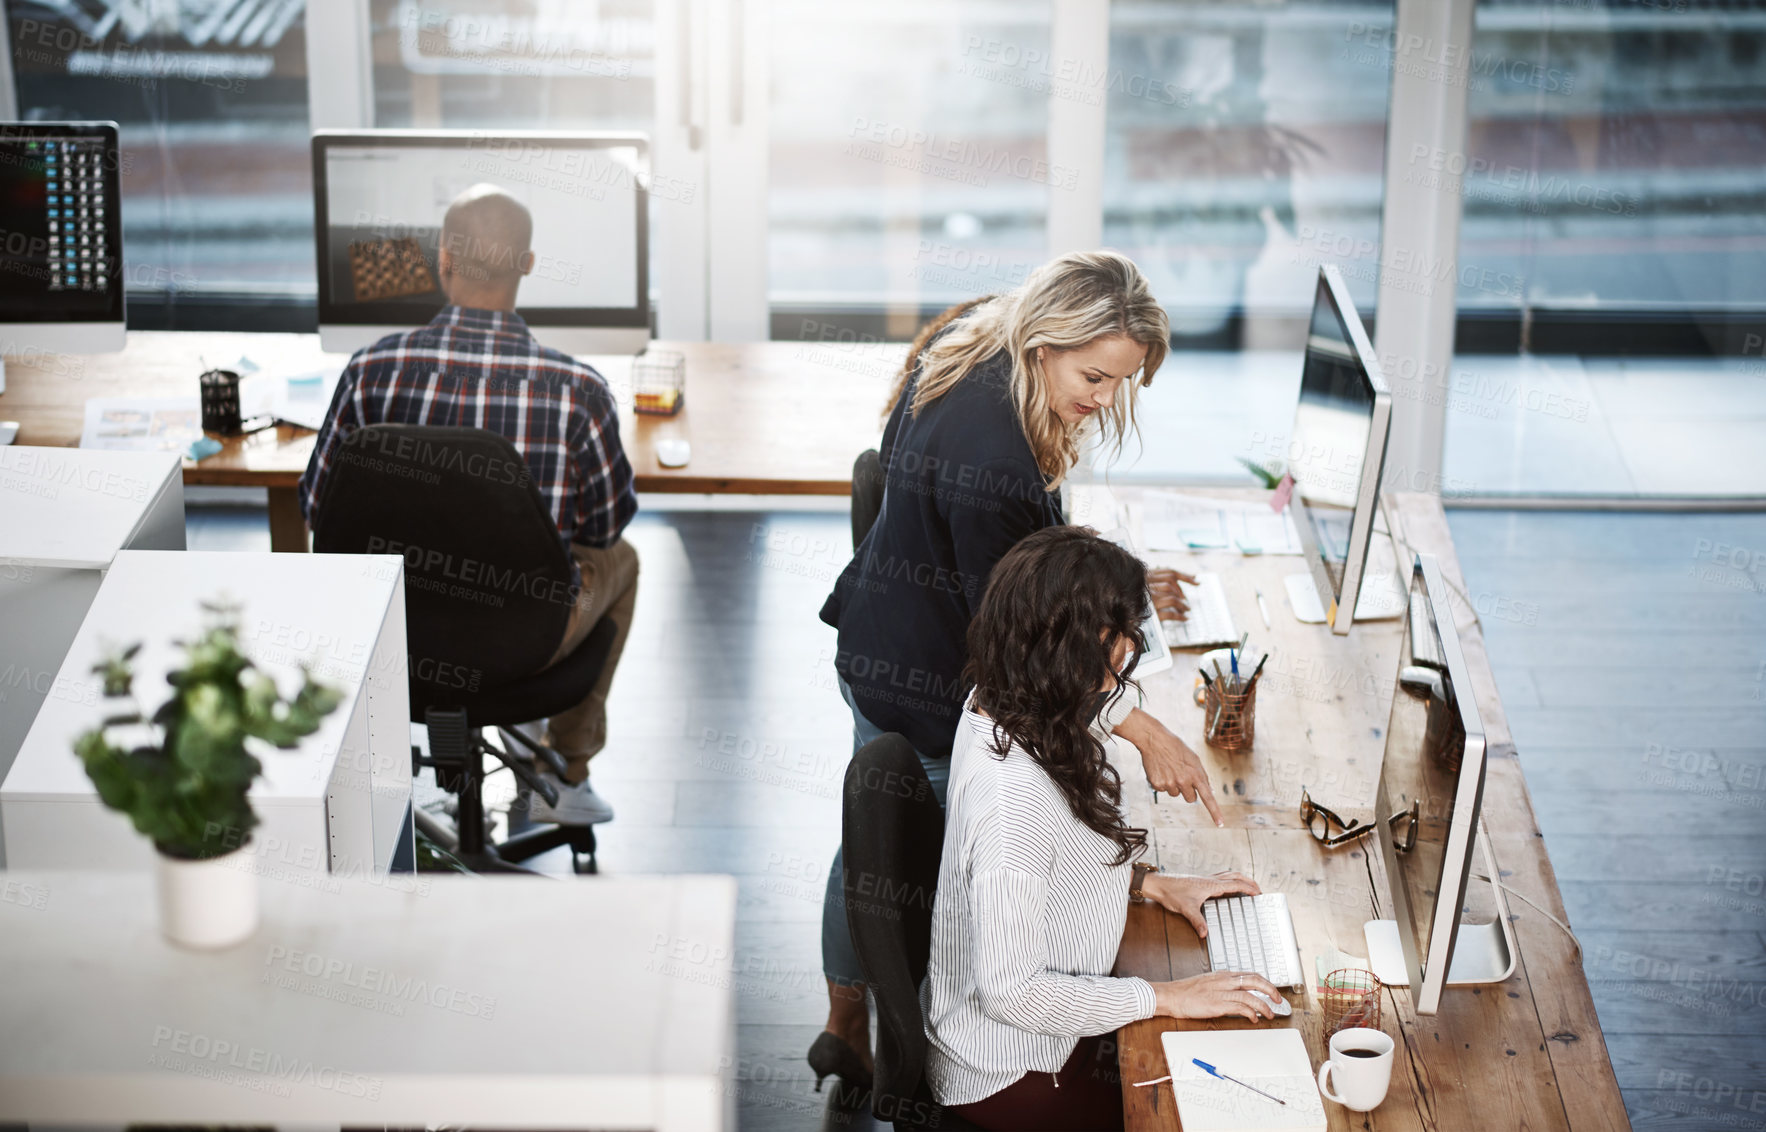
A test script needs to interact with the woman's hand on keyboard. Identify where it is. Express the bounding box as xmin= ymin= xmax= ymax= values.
xmin=1113 ymin=709 xmax=1223 ymax=825
xmin=1153 ymin=970 xmax=1282 ymax=1021
xmin=1142 ymin=872 xmax=1261 ymax=939
xmin=1147 ymin=567 xmax=1197 ymax=621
